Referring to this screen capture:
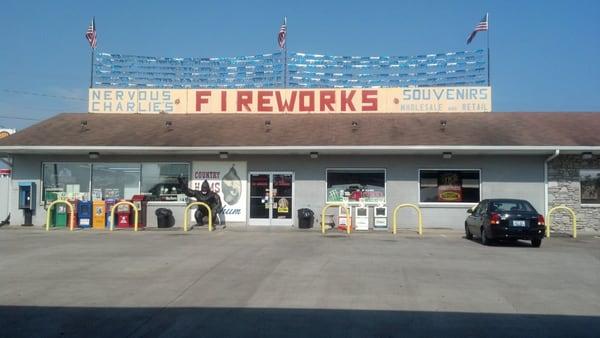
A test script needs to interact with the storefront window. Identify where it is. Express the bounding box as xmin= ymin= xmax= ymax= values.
xmin=42 ymin=163 xmax=91 ymax=201
xmin=141 ymin=163 xmax=190 ymax=197
xmin=92 ymin=163 xmax=140 ymax=200
xmin=580 ymin=169 xmax=600 ymax=204
xmin=326 ymin=169 xmax=385 ymax=204
xmin=419 ymin=169 xmax=480 ymax=203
